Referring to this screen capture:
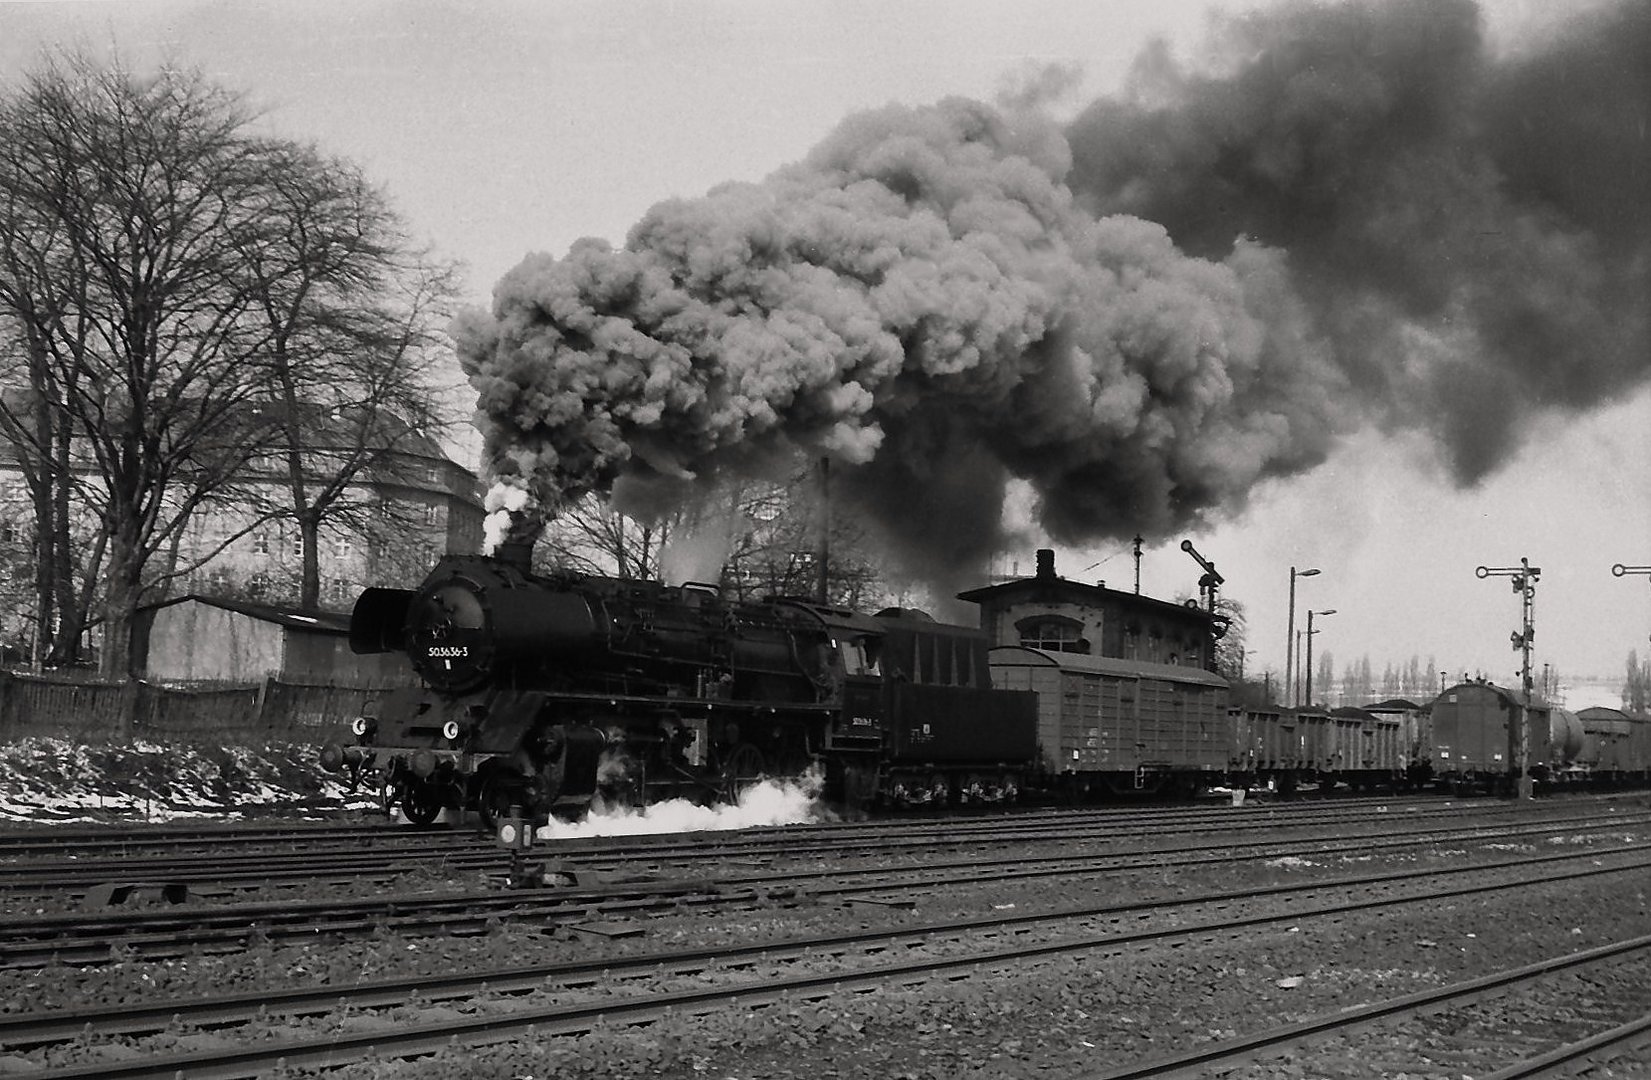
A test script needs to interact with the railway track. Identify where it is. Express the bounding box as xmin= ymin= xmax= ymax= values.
xmin=5 ymin=843 xmax=1648 ymax=1078
xmin=4 ymin=810 xmax=1647 ymax=967
xmin=1089 ymin=936 xmax=1651 ymax=1078
xmin=3 ymin=795 xmax=1639 ymax=894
